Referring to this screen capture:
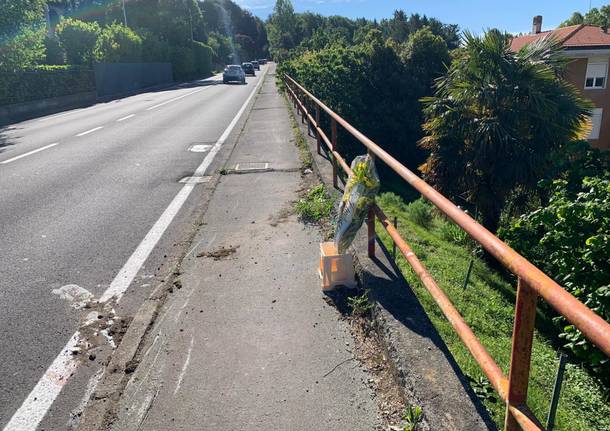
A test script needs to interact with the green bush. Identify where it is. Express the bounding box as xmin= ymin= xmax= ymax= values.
xmin=94 ymin=23 xmax=142 ymax=63
xmin=0 ymin=28 xmax=46 ymax=71
xmin=139 ymin=30 xmax=170 ymax=63
xmin=170 ymin=45 xmax=196 ymax=81
xmin=405 ymin=198 xmax=433 ymax=228
xmin=44 ymin=34 xmax=65 ymax=65
xmin=56 ymin=18 xmax=100 ymax=65
xmin=0 ymin=66 xmax=95 ymax=106
xmin=503 ymin=176 xmax=610 ymax=379
xmin=192 ymin=41 xmax=213 ymax=77
xmin=170 ymin=42 xmax=213 ymax=81
xmin=0 ymin=0 xmax=46 ymax=71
